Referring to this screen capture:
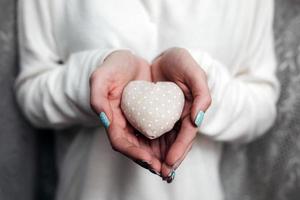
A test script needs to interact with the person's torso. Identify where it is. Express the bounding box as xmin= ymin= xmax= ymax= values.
xmin=51 ymin=1 xmax=265 ymax=200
